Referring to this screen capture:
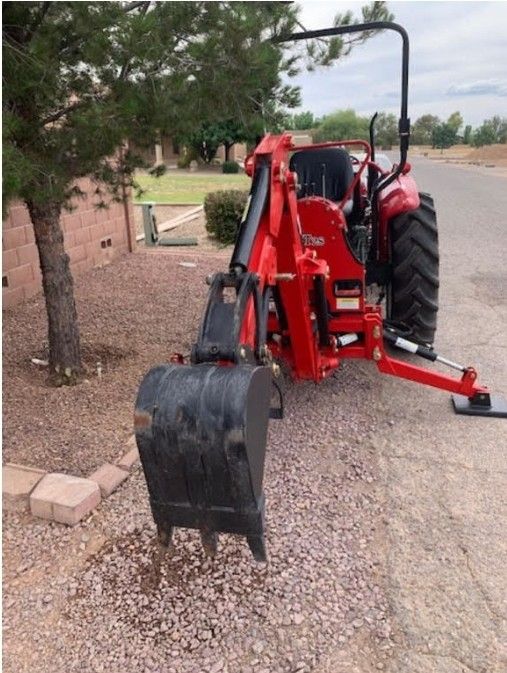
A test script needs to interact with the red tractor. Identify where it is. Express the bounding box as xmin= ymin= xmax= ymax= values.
xmin=134 ymin=22 xmax=506 ymax=561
